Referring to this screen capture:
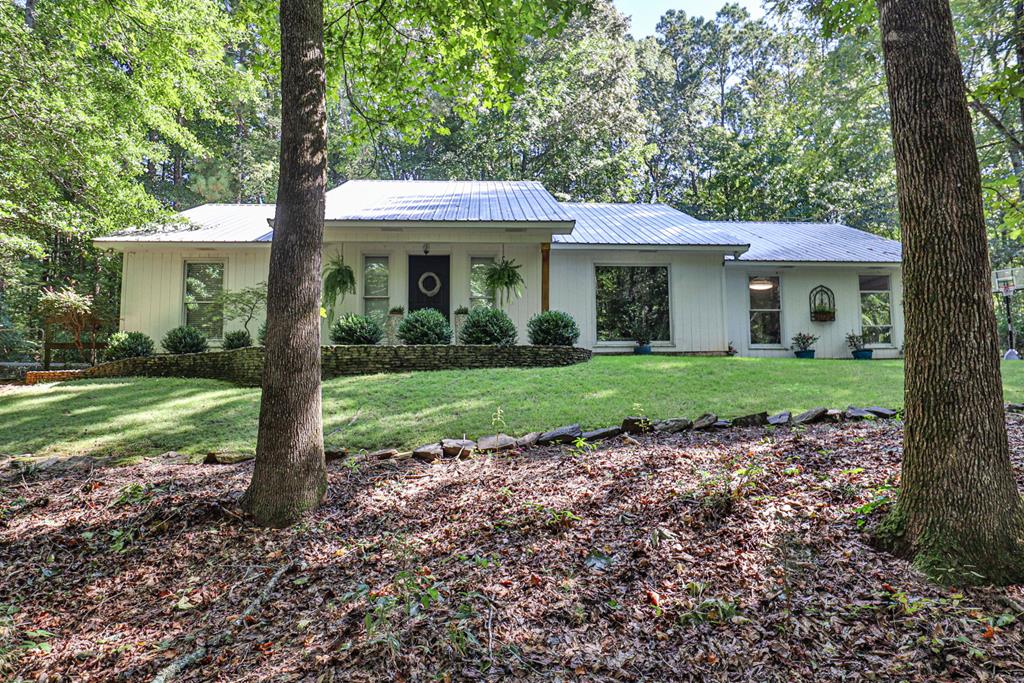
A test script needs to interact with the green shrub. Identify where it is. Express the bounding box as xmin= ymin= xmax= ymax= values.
xmin=459 ymin=306 xmax=517 ymax=345
xmin=527 ymin=310 xmax=580 ymax=346
xmin=397 ymin=308 xmax=451 ymax=345
xmin=257 ymin=320 xmax=267 ymax=346
xmin=162 ymin=326 xmax=209 ymax=354
xmin=222 ymin=329 xmax=252 ymax=350
xmin=104 ymin=331 xmax=155 ymax=361
xmin=330 ymin=314 xmax=384 ymax=345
